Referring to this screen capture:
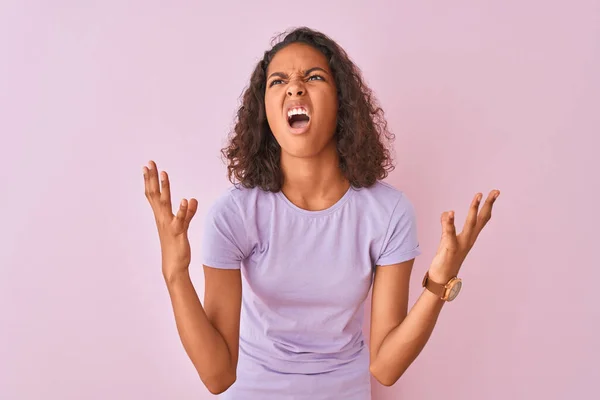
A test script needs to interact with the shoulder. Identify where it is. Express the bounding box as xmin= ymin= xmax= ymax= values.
xmin=352 ymin=181 xmax=415 ymax=216
xmin=206 ymin=184 xmax=272 ymax=219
